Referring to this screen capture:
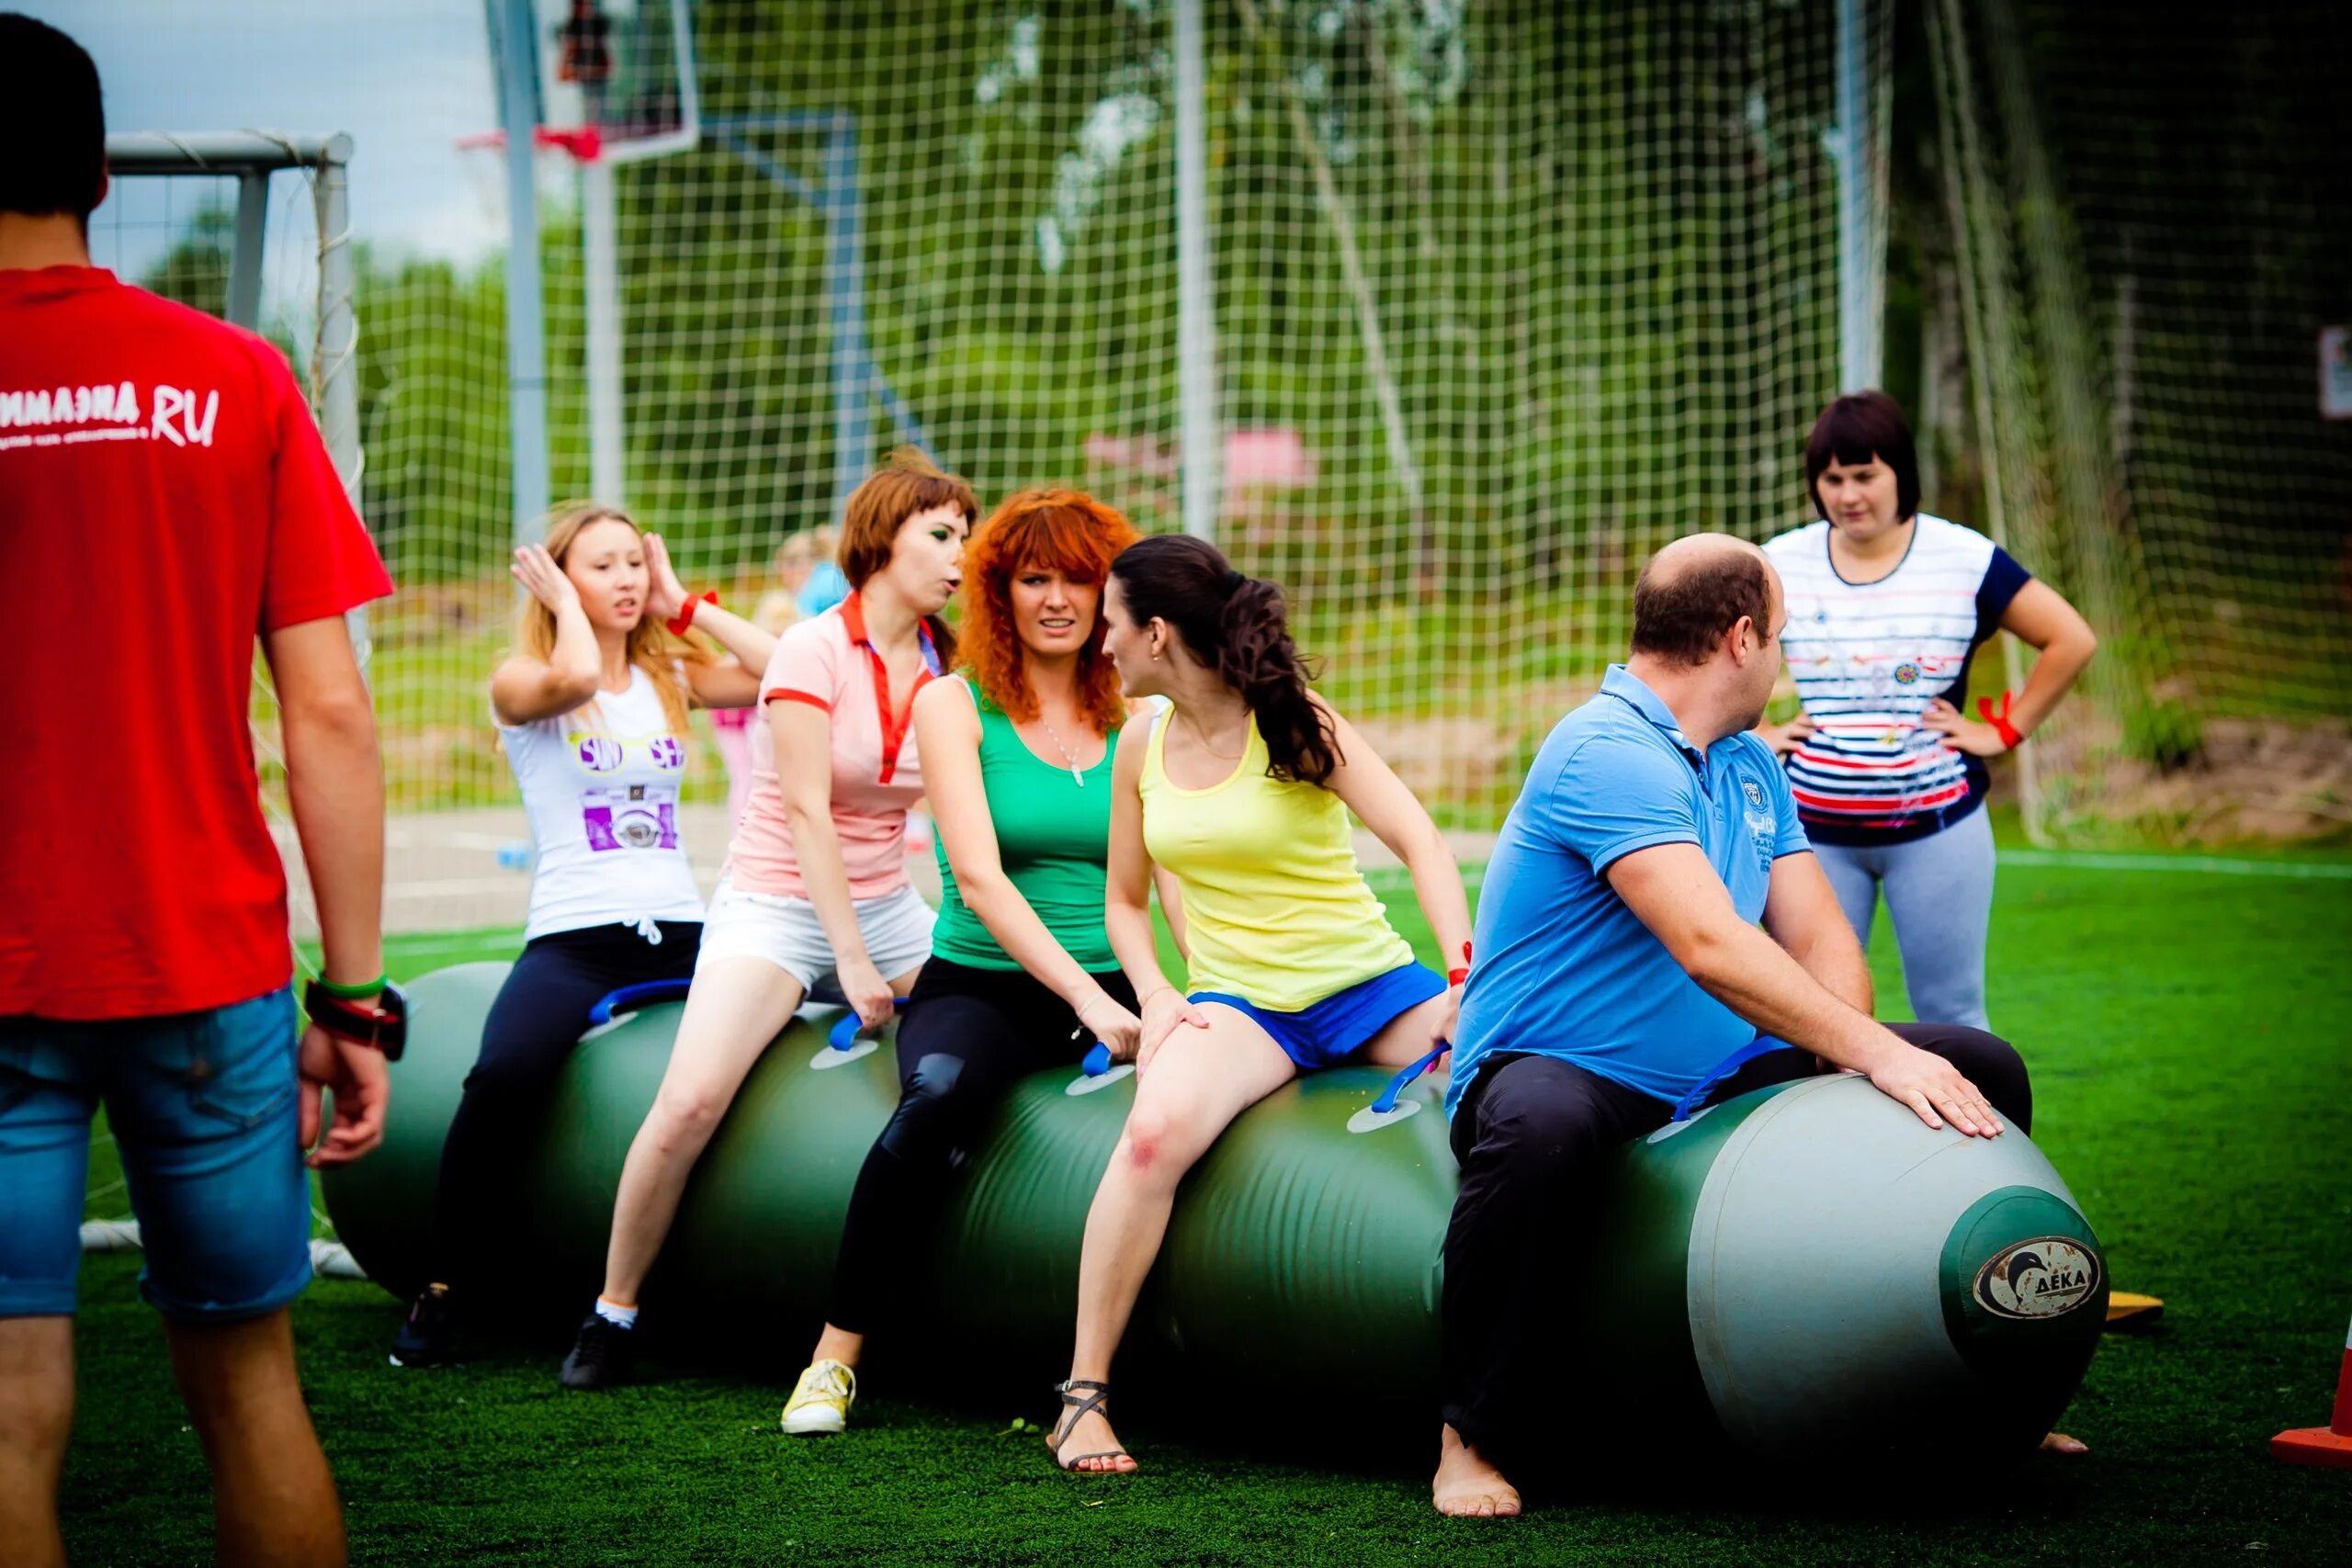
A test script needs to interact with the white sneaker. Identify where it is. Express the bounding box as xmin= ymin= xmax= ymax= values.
xmin=781 ymin=1359 xmax=856 ymax=1435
